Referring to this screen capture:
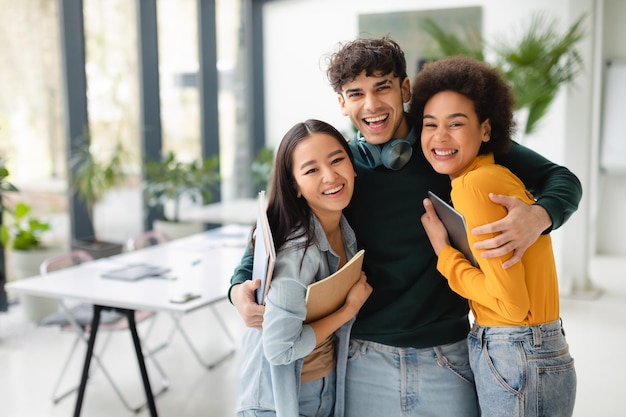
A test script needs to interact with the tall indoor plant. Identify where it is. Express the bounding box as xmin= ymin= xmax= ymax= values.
xmin=144 ymin=151 xmax=220 ymax=238
xmin=0 ymin=159 xmax=18 ymax=312
xmin=421 ymin=11 xmax=586 ymax=136
xmin=70 ymin=140 xmax=129 ymax=257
